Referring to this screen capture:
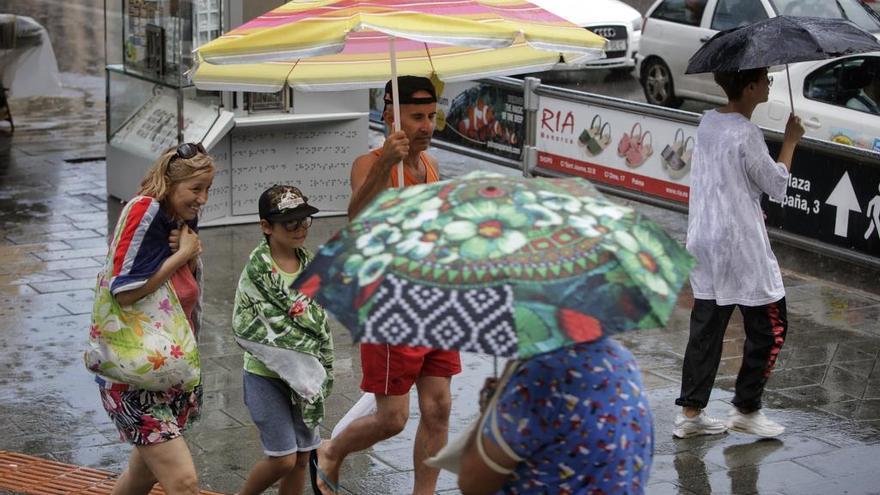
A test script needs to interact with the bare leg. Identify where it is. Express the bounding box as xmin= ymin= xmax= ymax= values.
xmin=683 ymin=407 xmax=701 ymax=418
xmin=413 ymin=376 xmax=452 ymax=495
xmin=239 ymin=453 xmax=298 ymax=495
xmin=277 ymin=452 xmax=310 ymax=495
xmin=316 ymin=393 xmax=409 ymax=494
xmin=111 ymin=447 xmax=158 ymax=495
xmin=128 ymin=437 xmax=199 ymax=495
